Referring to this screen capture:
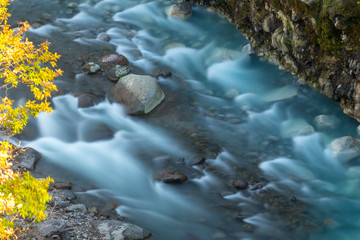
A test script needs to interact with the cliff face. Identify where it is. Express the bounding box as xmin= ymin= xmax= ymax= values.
xmin=191 ymin=0 xmax=360 ymax=121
